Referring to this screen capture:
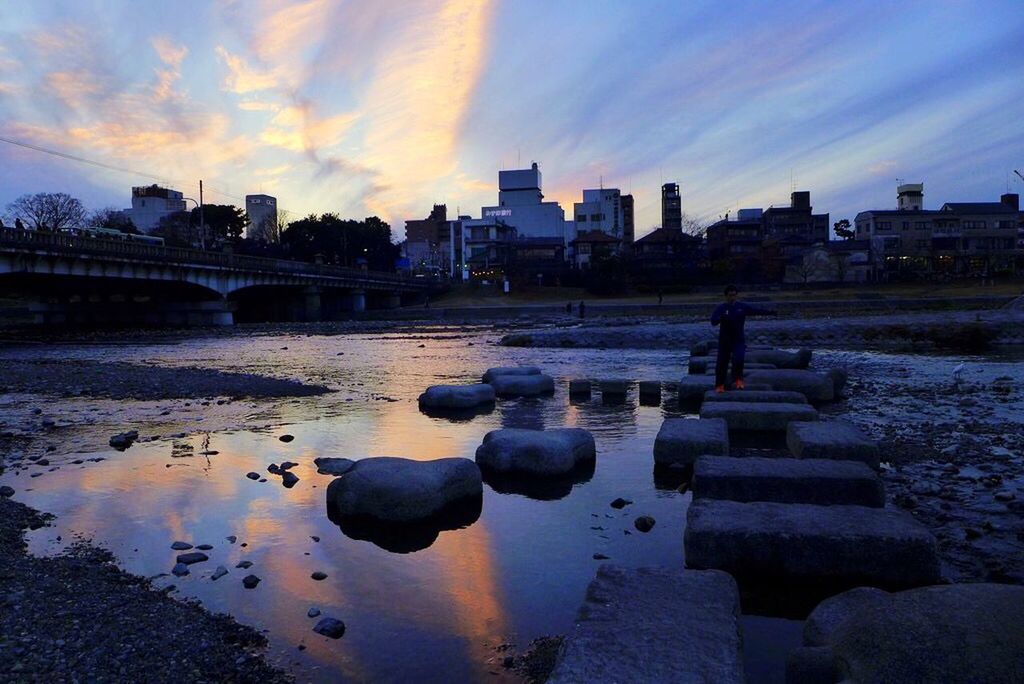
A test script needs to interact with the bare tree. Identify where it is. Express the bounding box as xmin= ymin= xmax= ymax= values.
xmin=7 ymin=193 xmax=87 ymax=231
xmin=681 ymin=212 xmax=707 ymax=238
xmin=831 ymin=252 xmax=850 ymax=283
